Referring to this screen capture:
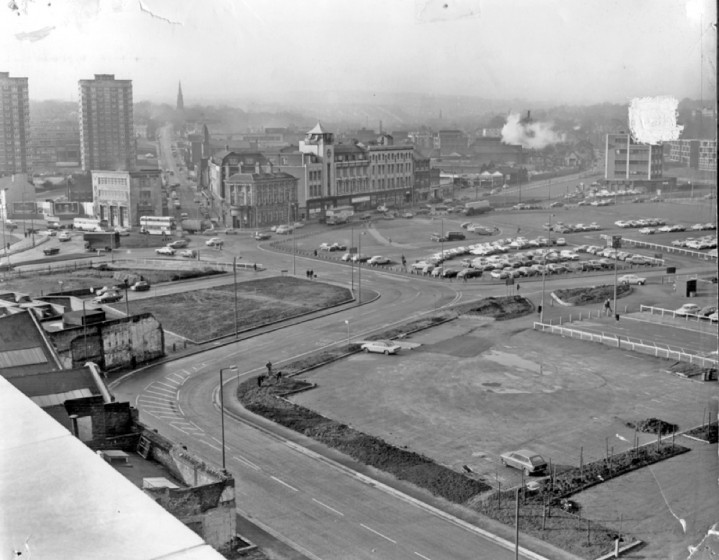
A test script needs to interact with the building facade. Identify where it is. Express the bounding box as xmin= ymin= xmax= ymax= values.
xmin=438 ymin=130 xmax=467 ymax=156
xmin=92 ymin=169 xmax=163 ymax=227
xmin=665 ymin=139 xmax=716 ymax=172
xmin=604 ymin=134 xmax=663 ymax=181
xmin=79 ymin=74 xmax=136 ymax=172
xmin=0 ymin=72 xmax=30 ymax=175
xmin=29 ymin=119 xmax=81 ymax=171
xmin=225 ymin=167 xmax=298 ymax=229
